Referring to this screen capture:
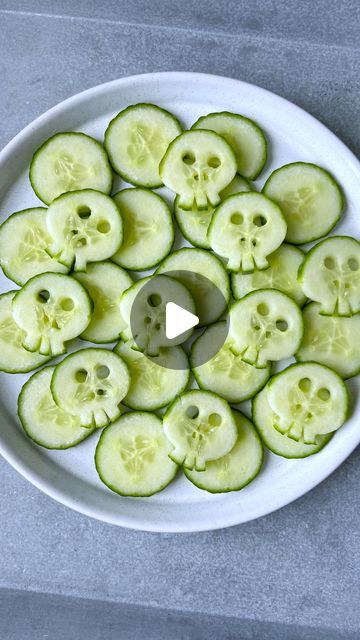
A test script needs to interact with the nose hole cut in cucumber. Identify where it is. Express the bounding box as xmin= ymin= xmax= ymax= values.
xmin=298 ymin=377 xmax=312 ymax=393
xmin=75 ymin=369 xmax=88 ymax=383
xmin=230 ymin=213 xmax=243 ymax=225
xmin=186 ymin=405 xmax=199 ymax=419
xmin=37 ymin=289 xmax=50 ymax=303
xmin=147 ymin=294 xmax=162 ymax=307
xmin=253 ymin=215 xmax=267 ymax=227
xmin=77 ymin=205 xmax=91 ymax=219
xmin=96 ymin=365 xmax=110 ymax=379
